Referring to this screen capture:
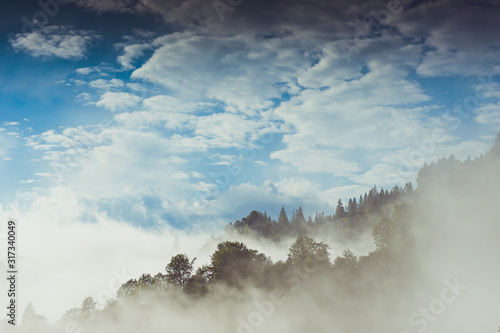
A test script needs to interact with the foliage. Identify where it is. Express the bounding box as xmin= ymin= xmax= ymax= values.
xmin=20 ymin=303 xmax=48 ymax=332
xmin=333 ymin=249 xmax=358 ymax=272
xmin=166 ymin=254 xmax=196 ymax=290
xmin=225 ymin=184 xmax=412 ymax=239
xmin=287 ymin=236 xmax=330 ymax=270
xmin=209 ymin=241 xmax=270 ymax=287
xmin=23 ymin=141 xmax=500 ymax=330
